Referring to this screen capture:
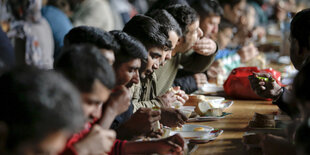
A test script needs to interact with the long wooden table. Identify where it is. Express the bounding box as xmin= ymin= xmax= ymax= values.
xmin=189 ymin=100 xmax=279 ymax=155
